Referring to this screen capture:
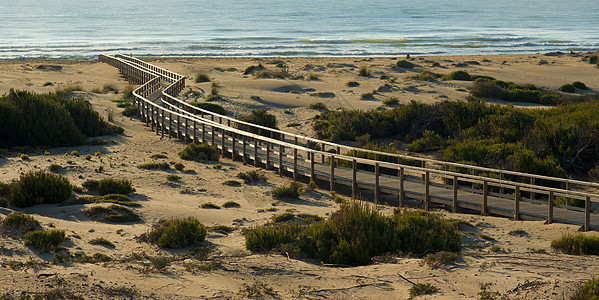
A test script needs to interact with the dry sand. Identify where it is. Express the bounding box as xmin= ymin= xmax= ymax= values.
xmin=0 ymin=52 xmax=598 ymax=299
